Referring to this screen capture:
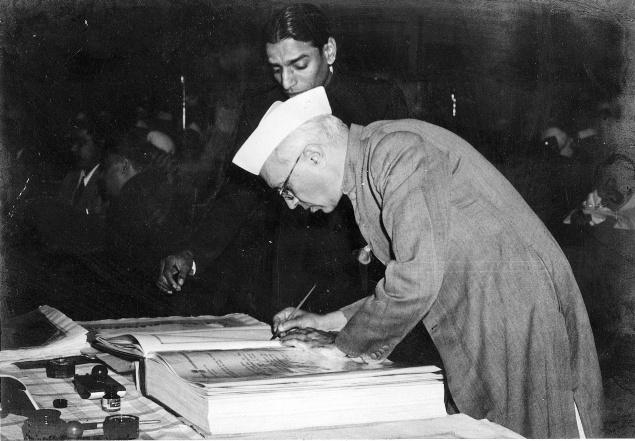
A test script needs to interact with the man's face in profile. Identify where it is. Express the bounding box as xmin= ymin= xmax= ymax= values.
xmin=101 ymin=154 xmax=127 ymax=198
xmin=266 ymin=38 xmax=331 ymax=97
xmin=71 ymin=129 xmax=98 ymax=170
